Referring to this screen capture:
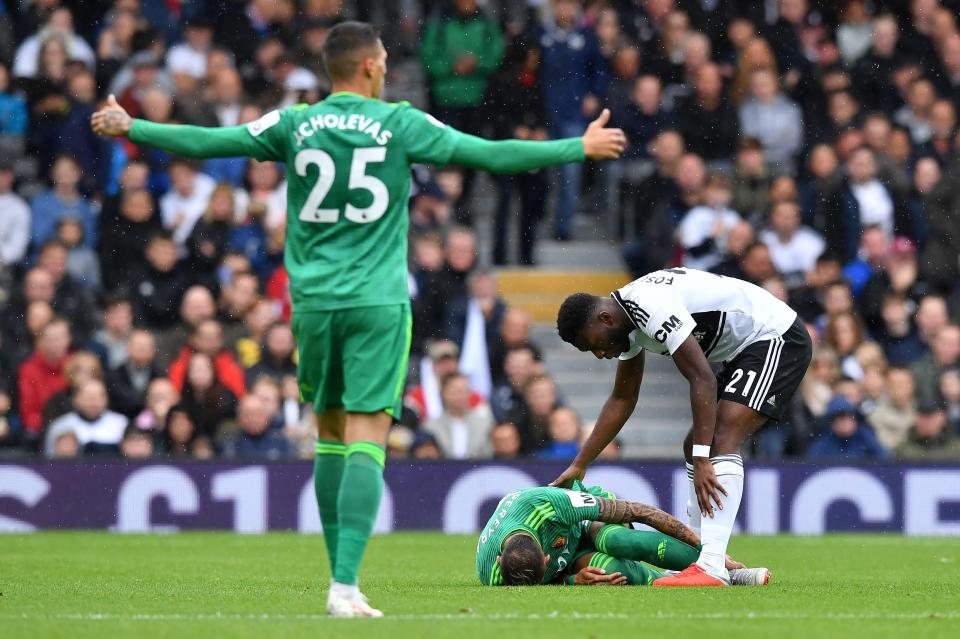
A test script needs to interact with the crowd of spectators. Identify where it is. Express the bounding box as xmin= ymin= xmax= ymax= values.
xmin=1 ymin=0 xmax=960 ymax=462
